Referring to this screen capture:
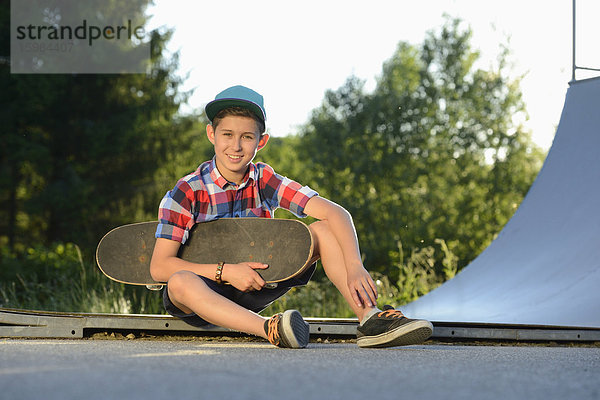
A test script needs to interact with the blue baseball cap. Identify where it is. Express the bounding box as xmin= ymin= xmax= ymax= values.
xmin=205 ymin=85 xmax=266 ymax=124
